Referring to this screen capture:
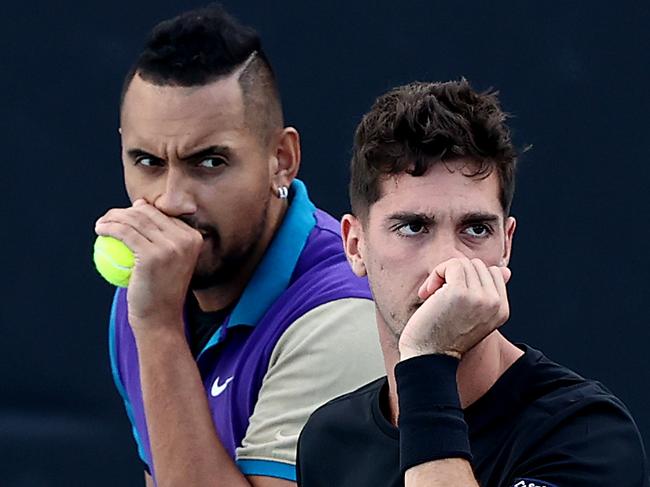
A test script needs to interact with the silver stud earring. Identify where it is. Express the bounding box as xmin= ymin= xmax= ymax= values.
xmin=277 ymin=186 xmax=289 ymax=199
